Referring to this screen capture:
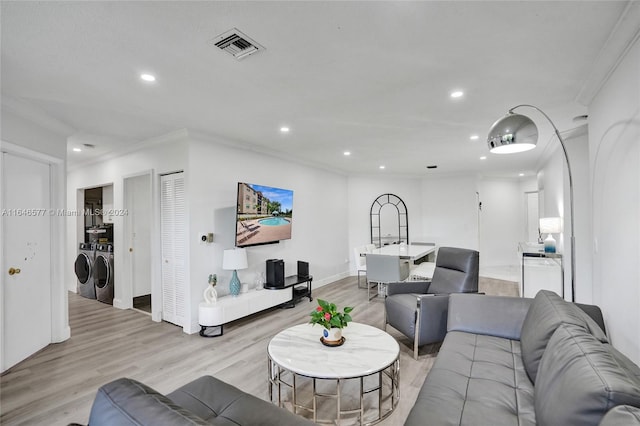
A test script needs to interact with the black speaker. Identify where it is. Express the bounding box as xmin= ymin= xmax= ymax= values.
xmin=266 ymin=259 xmax=285 ymax=286
xmin=297 ymin=261 xmax=309 ymax=278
